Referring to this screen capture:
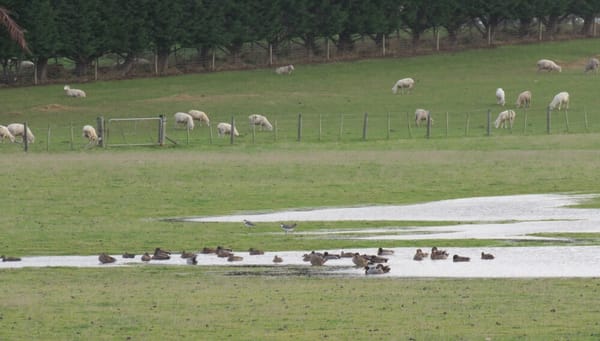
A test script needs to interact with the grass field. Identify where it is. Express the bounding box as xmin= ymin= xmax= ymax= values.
xmin=2 ymin=39 xmax=600 ymax=339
